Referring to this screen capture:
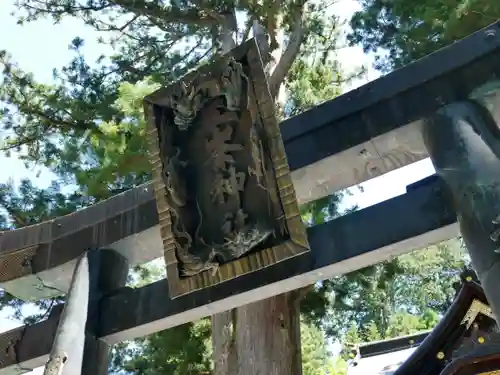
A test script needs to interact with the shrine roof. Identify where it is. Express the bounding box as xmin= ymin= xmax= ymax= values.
xmin=347 ymin=281 xmax=497 ymax=375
